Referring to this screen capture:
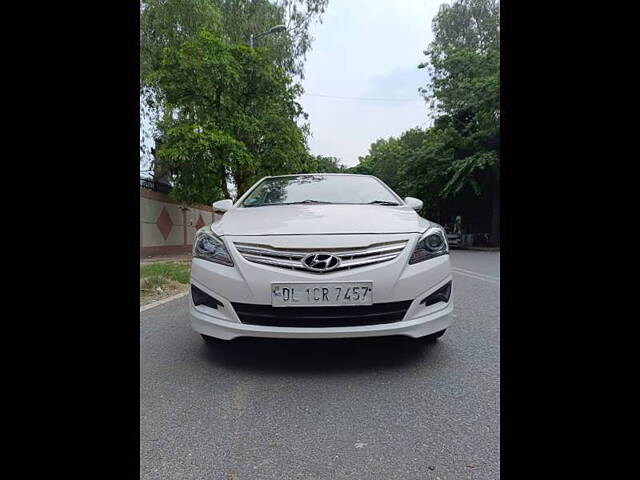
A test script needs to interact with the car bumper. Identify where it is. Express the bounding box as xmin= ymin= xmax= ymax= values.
xmin=189 ymin=289 xmax=453 ymax=340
